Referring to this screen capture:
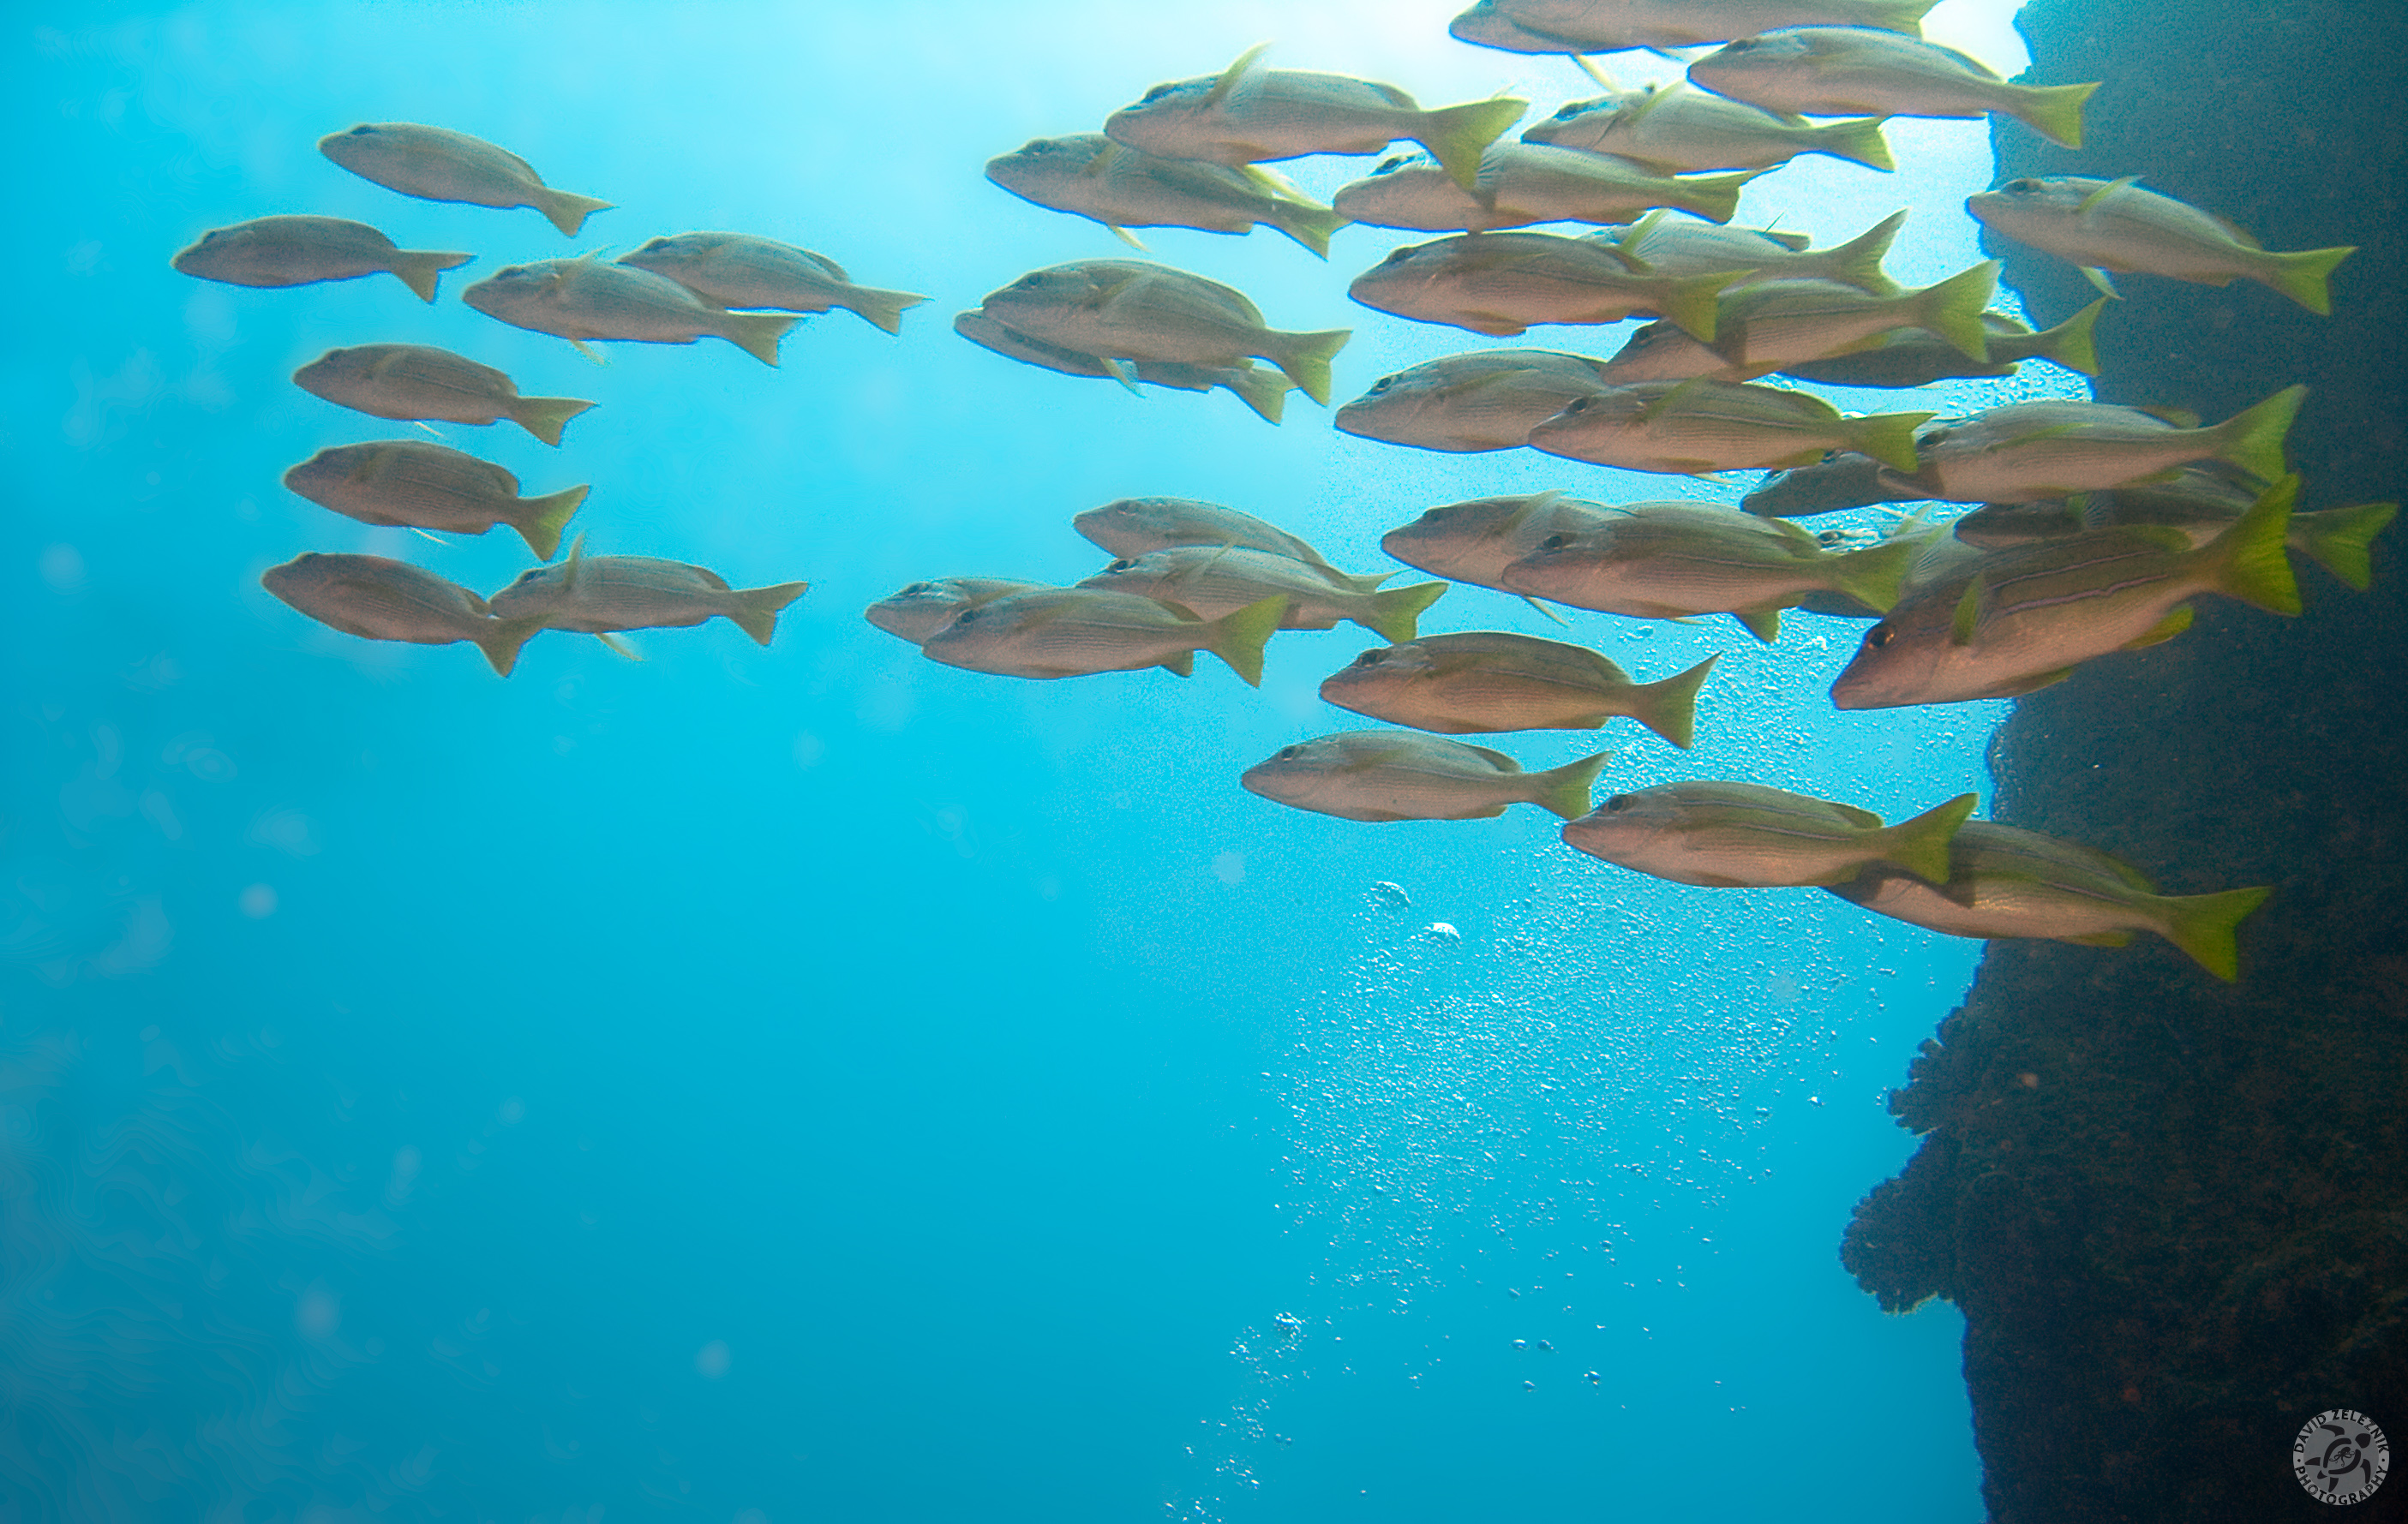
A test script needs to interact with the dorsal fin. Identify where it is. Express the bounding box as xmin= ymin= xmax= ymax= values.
xmin=1833 ymin=802 xmax=1884 ymax=828
xmin=1203 ymin=43 xmax=1272 ymax=109
xmin=2133 ymin=405 xmax=2201 ymax=428
xmin=1638 ymin=376 xmax=1708 ymax=422
xmin=1464 ymin=744 xmax=1522 ymax=773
